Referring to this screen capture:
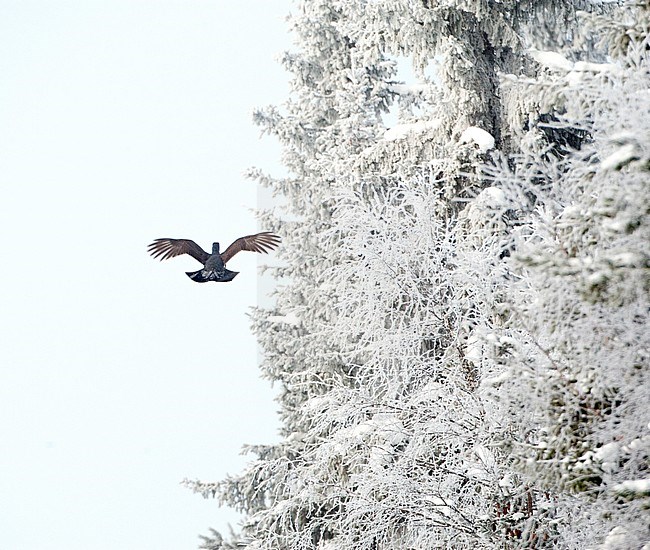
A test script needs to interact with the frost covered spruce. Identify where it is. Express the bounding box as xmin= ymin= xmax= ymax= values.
xmin=184 ymin=1 xmax=650 ymax=549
